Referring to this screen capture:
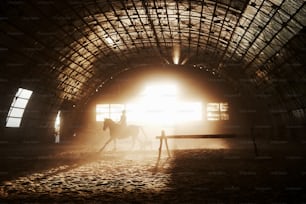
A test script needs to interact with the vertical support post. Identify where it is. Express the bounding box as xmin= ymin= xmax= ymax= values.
xmin=162 ymin=130 xmax=171 ymax=157
xmin=251 ymin=125 xmax=258 ymax=156
xmin=157 ymin=131 xmax=164 ymax=161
